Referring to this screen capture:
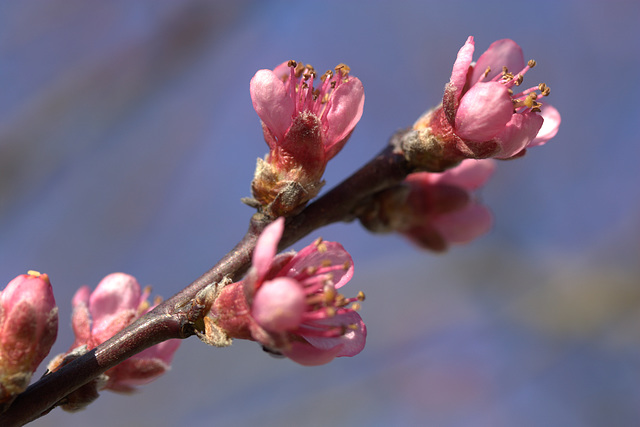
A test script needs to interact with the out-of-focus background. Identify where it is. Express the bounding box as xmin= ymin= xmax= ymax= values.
xmin=1 ymin=1 xmax=639 ymax=426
